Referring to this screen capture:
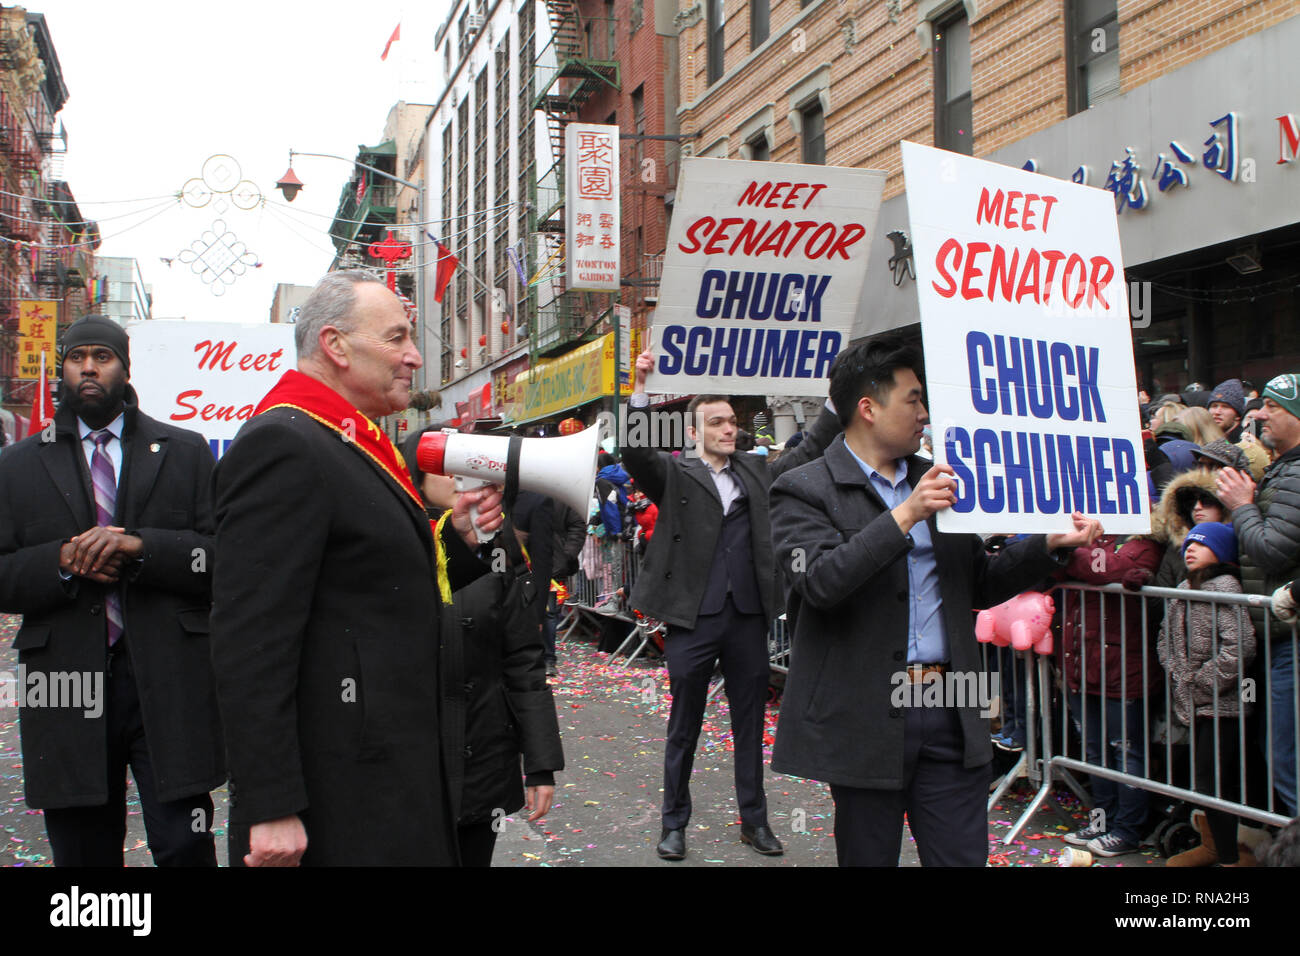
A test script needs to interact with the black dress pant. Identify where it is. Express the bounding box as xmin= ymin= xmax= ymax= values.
xmin=661 ymin=595 xmax=770 ymax=830
xmin=830 ymin=706 xmax=988 ymax=866
xmin=43 ymin=639 xmax=217 ymax=867
xmin=458 ymin=821 xmax=500 ymax=867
